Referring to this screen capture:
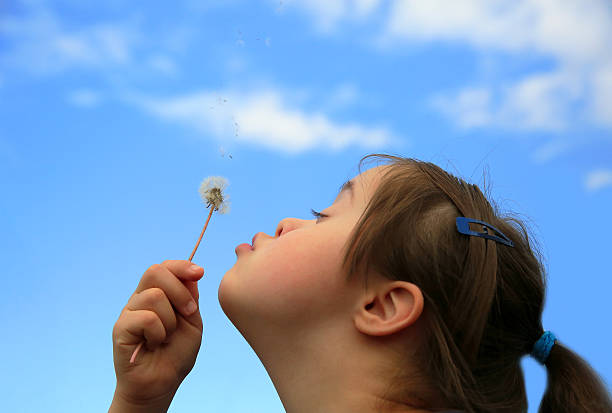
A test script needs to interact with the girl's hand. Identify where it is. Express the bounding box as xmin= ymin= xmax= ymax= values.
xmin=111 ymin=260 xmax=204 ymax=406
